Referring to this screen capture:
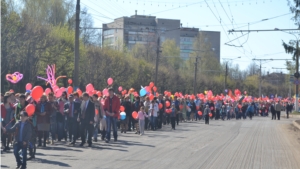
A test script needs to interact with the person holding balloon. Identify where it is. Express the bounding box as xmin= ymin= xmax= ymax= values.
xmin=121 ymin=95 xmax=132 ymax=133
xmin=14 ymin=94 xmax=29 ymax=122
xmin=103 ymin=88 xmax=121 ymax=143
xmin=48 ymin=92 xmax=59 ymax=145
xmin=149 ymin=100 xmax=159 ymax=131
